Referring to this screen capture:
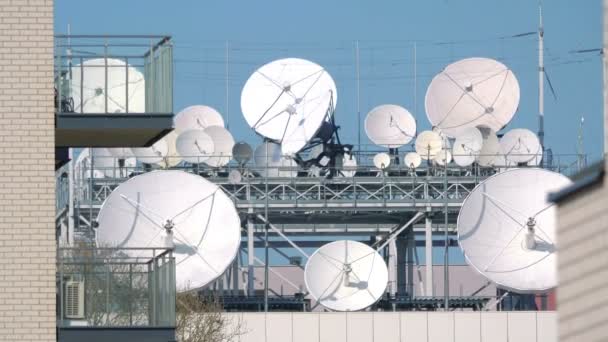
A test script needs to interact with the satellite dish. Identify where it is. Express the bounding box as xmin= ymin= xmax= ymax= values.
xmin=457 ymin=168 xmax=572 ymax=293
xmin=304 ymin=240 xmax=388 ymax=311
xmin=527 ymin=147 xmax=543 ymax=166
xmin=203 ymin=126 xmax=234 ymax=167
xmin=232 ymin=142 xmax=254 ymax=165
xmin=364 ymin=104 xmax=416 ymax=147
xmin=228 ymin=170 xmax=242 ymax=184
xmin=338 ymin=153 xmax=357 ymax=177
xmin=434 ymin=150 xmax=452 ymax=166
xmin=174 ymin=105 xmax=225 ymax=133
xmin=404 ymin=152 xmax=422 ymax=169
xmin=254 ymin=142 xmax=297 ymax=178
xmin=95 ymin=170 xmax=241 ymax=290
xmin=415 ymin=131 xmax=442 ymax=160
xmin=476 ymin=126 xmax=500 ymax=167
xmin=71 ymin=58 xmax=145 ymax=113
xmin=241 ymin=58 xmax=337 ymax=156
xmin=373 ymin=153 xmax=391 ymax=170
xmin=425 ymin=57 xmax=520 ymax=137
xmin=500 ymin=128 xmax=541 ymax=164
xmin=90 ymin=148 xmax=136 ymax=177
xmin=131 ymin=139 xmax=169 ymax=165
xmin=107 ymin=148 xmax=135 ymax=158
xmin=452 ymin=127 xmax=483 ymax=167
xmin=161 ymin=131 xmax=182 ymax=168
xmin=176 ymin=129 xmax=215 ymax=164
